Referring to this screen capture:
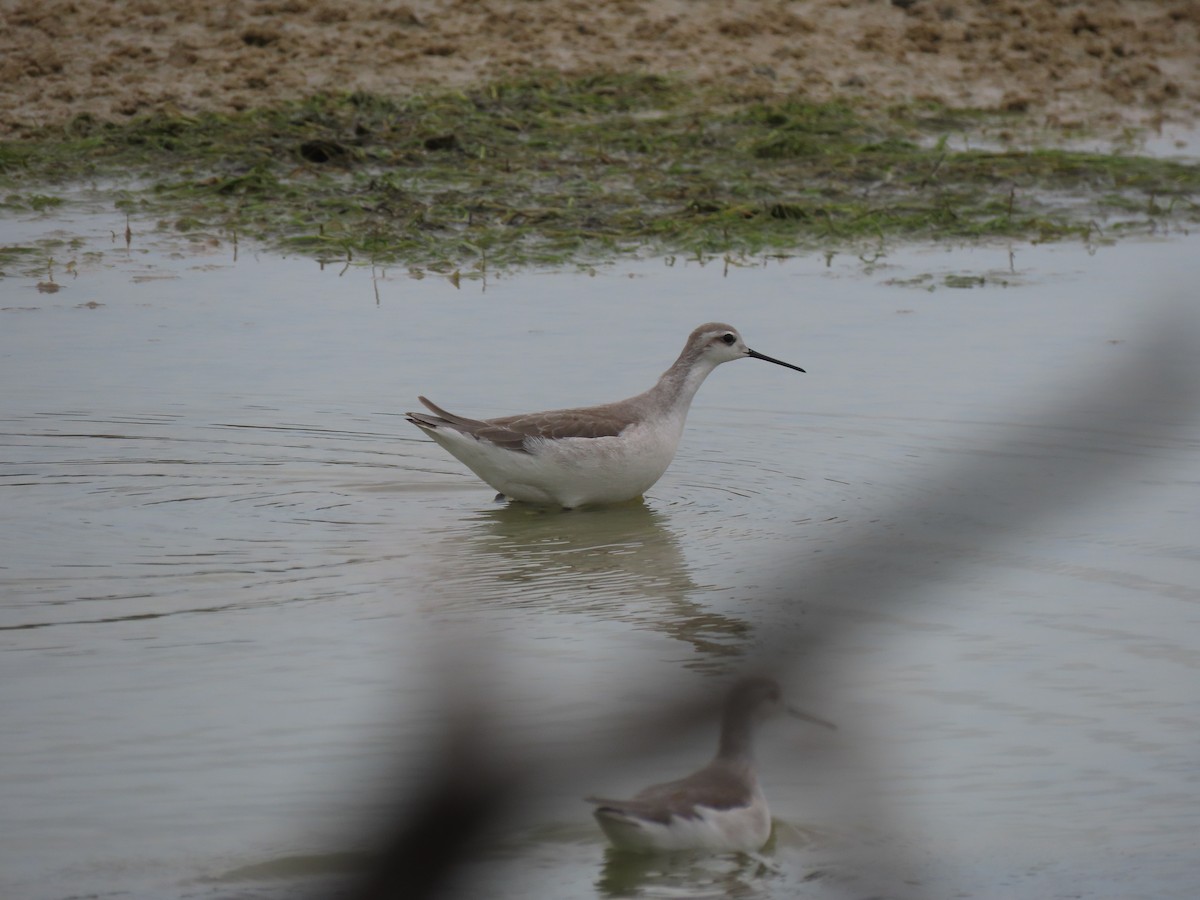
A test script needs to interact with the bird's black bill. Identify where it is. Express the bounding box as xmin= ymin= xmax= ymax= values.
xmin=786 ymin=704 xmax=837 ymax=730
xmin=747 ymin=348 xmax=806 ymax=373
